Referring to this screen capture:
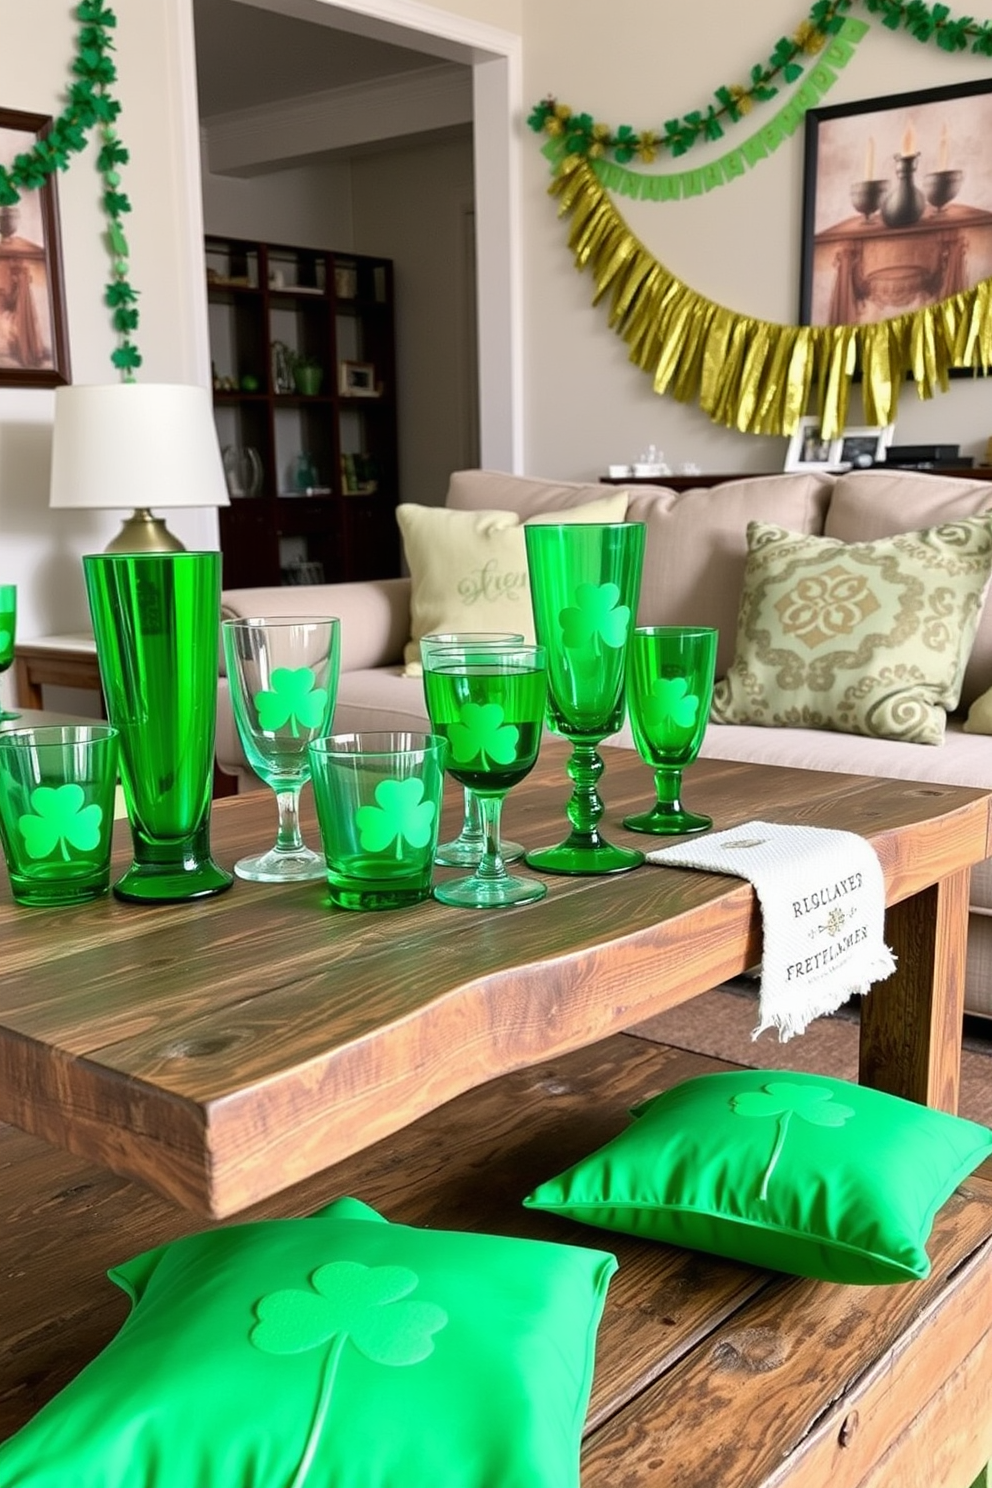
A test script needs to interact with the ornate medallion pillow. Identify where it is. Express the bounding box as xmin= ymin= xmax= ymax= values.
xmin=0 ymin=1195 xmax=617 ymax=1488
xmin=710 ymin=516 xmax=992 ymax=743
